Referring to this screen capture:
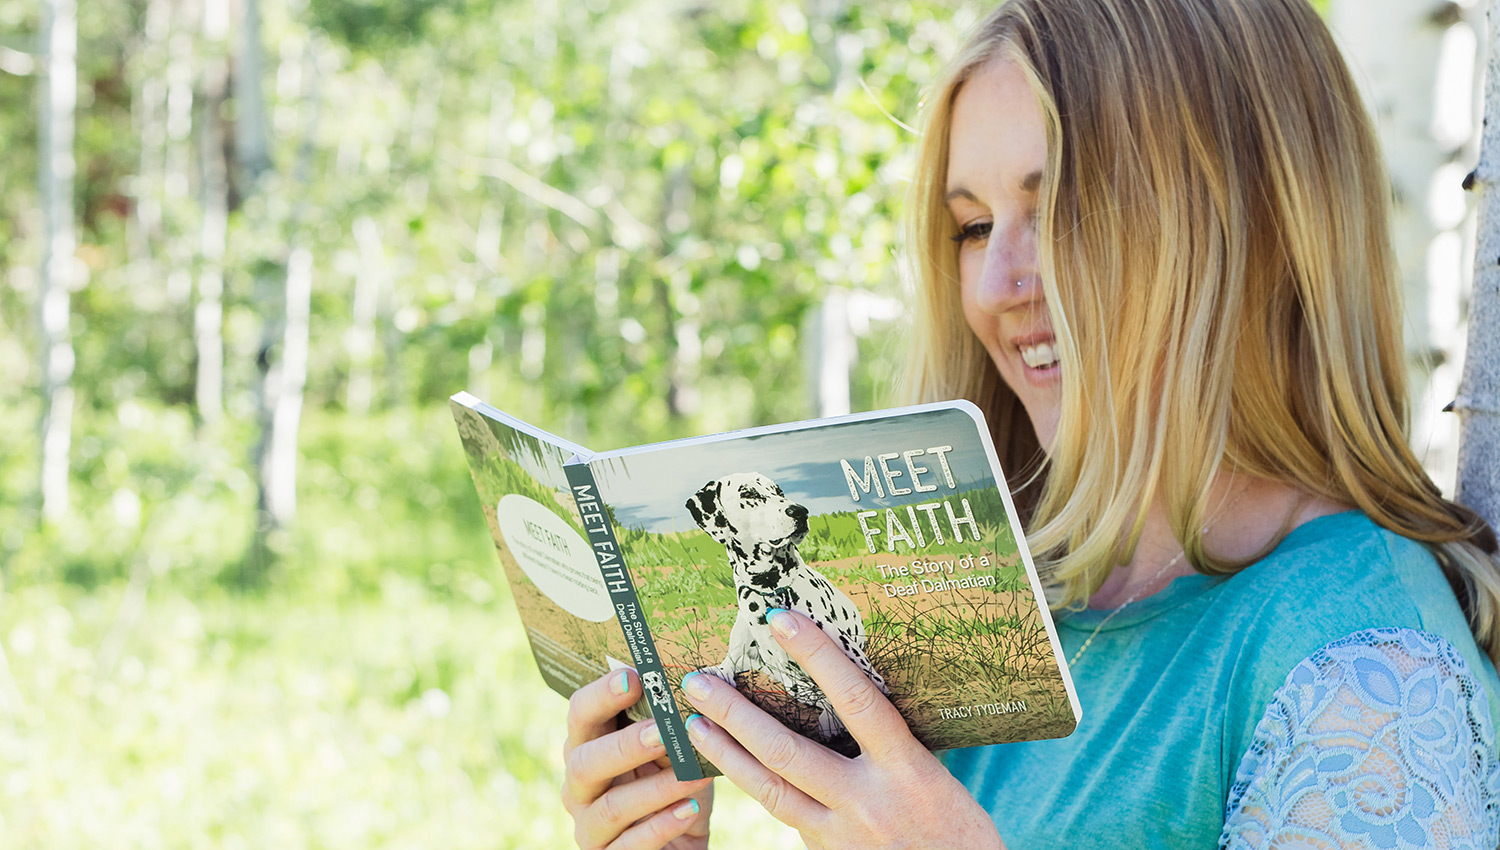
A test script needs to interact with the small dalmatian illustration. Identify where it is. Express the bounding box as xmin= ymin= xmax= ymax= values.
xmin=641 ymin=670 xmax=673 ymax=713
xmin=686 ymin=472 xmax=889 ymax=740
